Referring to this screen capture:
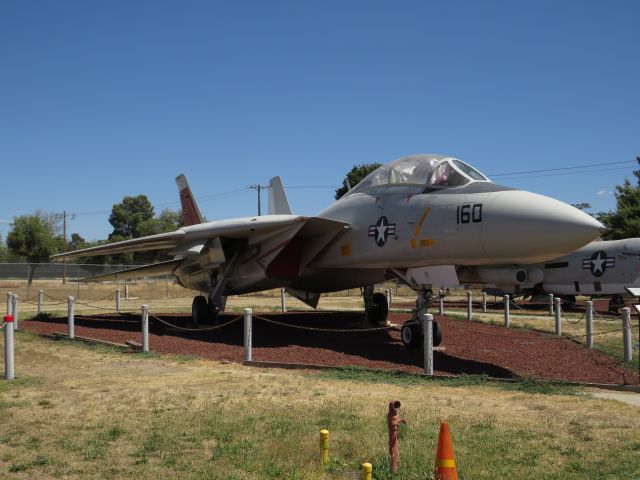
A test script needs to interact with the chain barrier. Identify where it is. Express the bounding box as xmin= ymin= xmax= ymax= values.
xmin=150 ymin=313 xmax=243 ymax=332
xmin=73 ymin=300 xmax=119 ymax=312
xmin=252 ymin=315 xmax=393 ymax=333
